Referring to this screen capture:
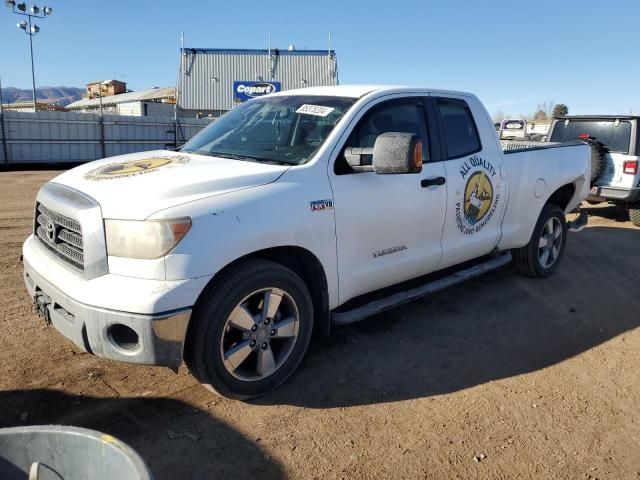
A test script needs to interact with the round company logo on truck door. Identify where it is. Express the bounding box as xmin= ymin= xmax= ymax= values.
xmin=463 ymin=171 xmax=494 ymax=225
xmin=455 ymin=155 xmax=501 ymax=235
